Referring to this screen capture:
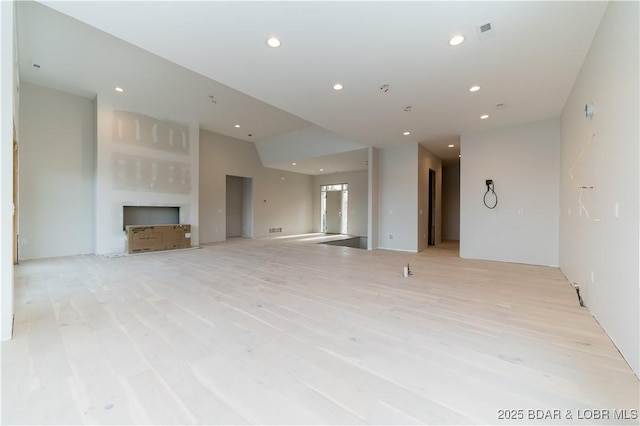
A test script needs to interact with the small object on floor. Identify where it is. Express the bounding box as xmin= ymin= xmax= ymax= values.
xmin=574 ymin=283 xmax=584 ymax=307
xmin=403 ymin=263 xmax=411 ymax=277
